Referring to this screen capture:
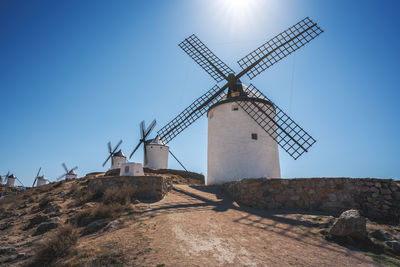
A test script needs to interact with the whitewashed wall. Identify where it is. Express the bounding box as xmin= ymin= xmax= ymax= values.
xmin=111 ymin=156 xmax=127 ymax=170
xmin=145 ymin=144 xmax=169 ymax=170
xmin=120 ymin=162 xmax=144 ymax=176
xmin=207 ymin=101 xmax=281 ymax=185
